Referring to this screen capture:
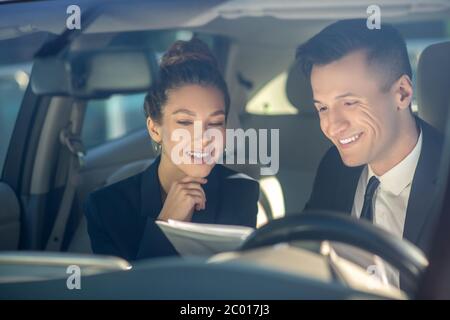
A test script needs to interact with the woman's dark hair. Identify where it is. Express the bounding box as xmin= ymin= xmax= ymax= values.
xmin=144 ymin=38 xmax=230 ymax=122
xmin=296 ymin=19 xmax=412 ymax=92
